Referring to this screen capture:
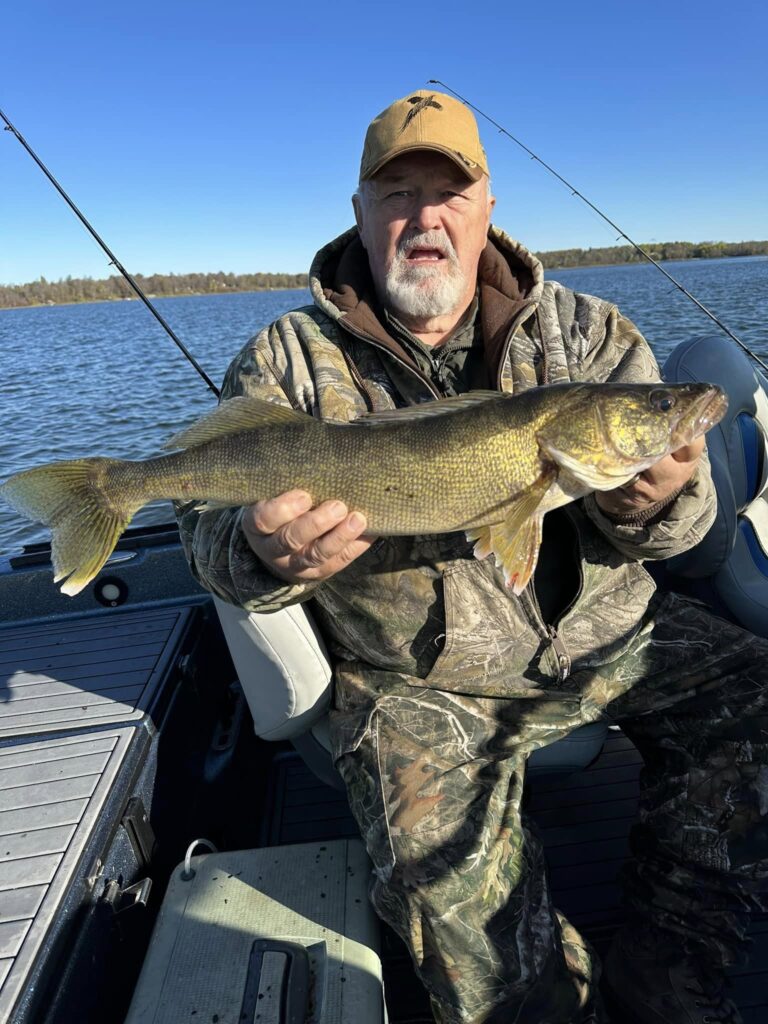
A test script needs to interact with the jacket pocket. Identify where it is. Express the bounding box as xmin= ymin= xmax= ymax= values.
xmin=421 ymin=559 xmax=556 ymax=697
xmin=559 ymin=525 xmax=658 ymax=670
